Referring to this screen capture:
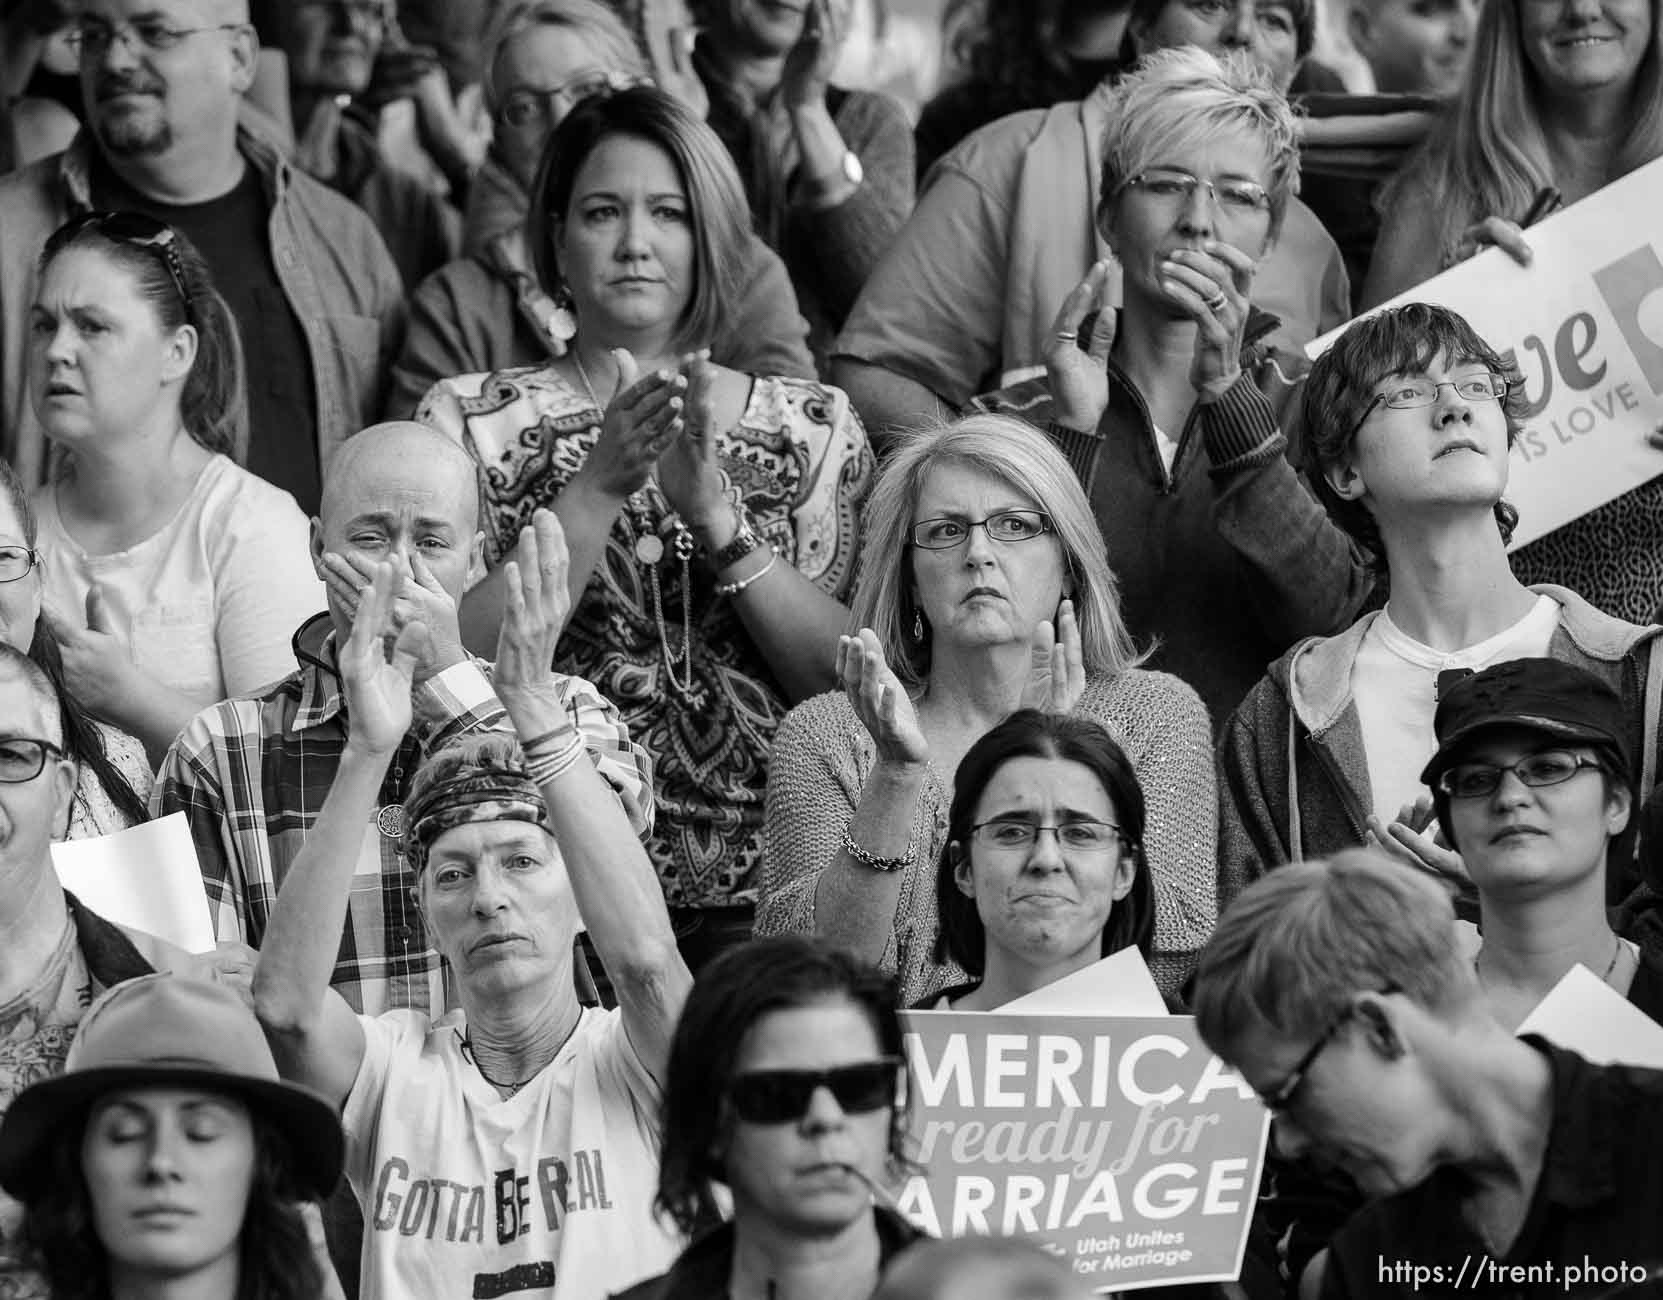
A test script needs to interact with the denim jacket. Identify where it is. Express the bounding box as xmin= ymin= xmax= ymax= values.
xmin=0 ymin=121 xmax=406 ymax=484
